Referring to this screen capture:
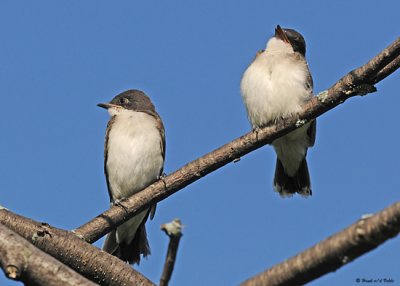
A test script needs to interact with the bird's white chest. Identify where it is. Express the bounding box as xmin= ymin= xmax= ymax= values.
xmin=241 ymin=51 xmax=311 ymax=128
xmin=106 ymin=111 xmax=163 ymax=201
